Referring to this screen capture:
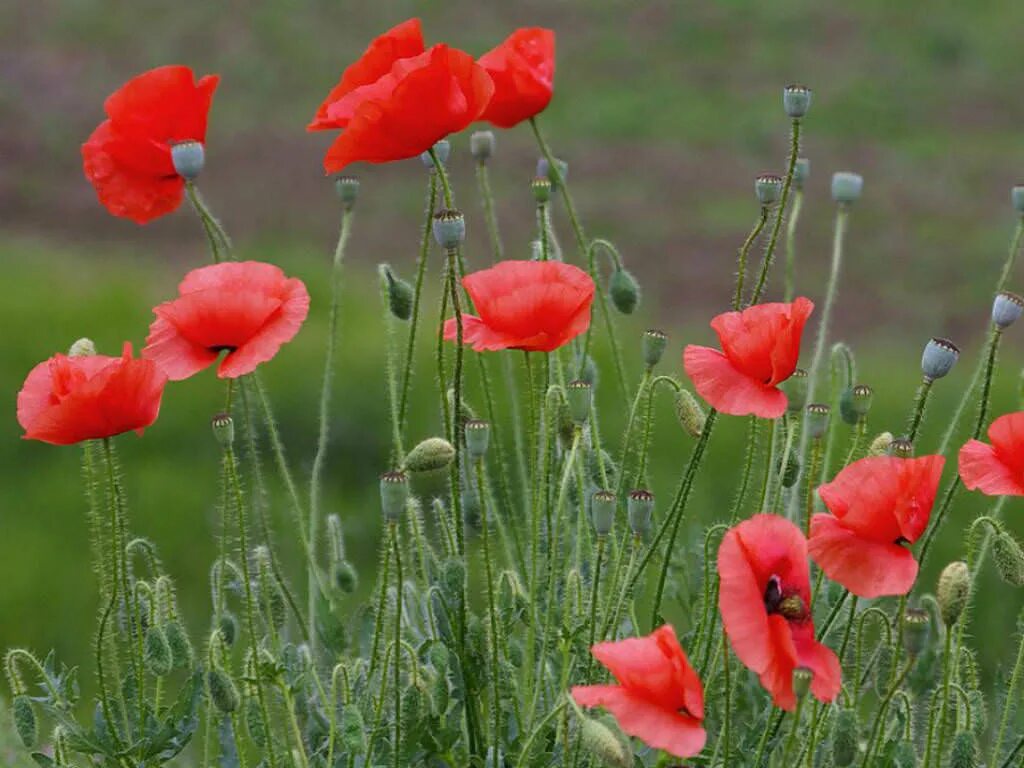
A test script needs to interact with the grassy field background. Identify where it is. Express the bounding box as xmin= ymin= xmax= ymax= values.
xmin=3 ymin=0 xmax=1024 ymax=703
